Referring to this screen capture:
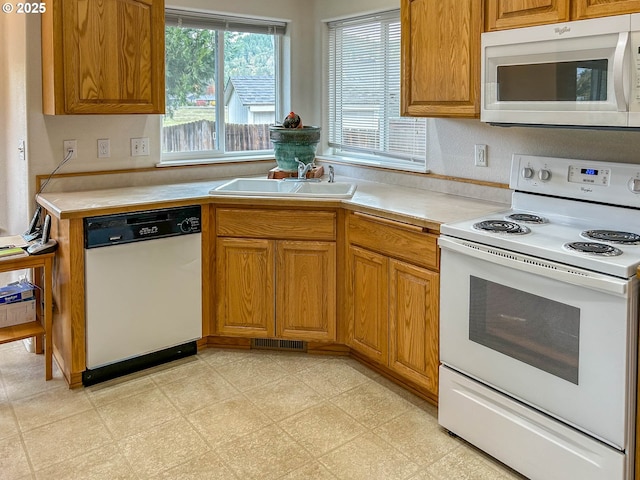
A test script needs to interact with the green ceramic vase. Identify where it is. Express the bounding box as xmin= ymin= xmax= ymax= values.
xmin=269 ymin=126 xmax=321 ymax=172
